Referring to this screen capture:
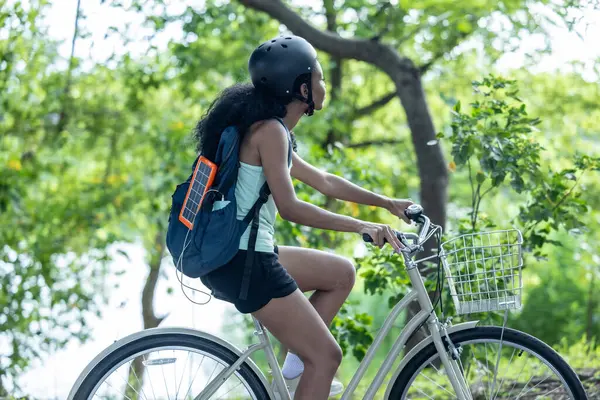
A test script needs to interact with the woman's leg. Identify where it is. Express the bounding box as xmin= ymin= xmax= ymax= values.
xmin=252 ymin=290 xmax=342 ymax=400
xmin=275 ymin=246 xmax=355 ymax=386
xmin=277 ymin=246 xmax=356 ymax=325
